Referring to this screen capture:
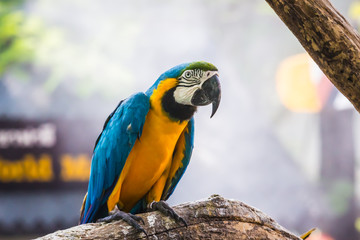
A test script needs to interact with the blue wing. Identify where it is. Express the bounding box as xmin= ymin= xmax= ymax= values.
xmin=80 ymin=92 xmax=150 ymax=224
xmin=161 ymin=118 xmax=194 ymax=200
